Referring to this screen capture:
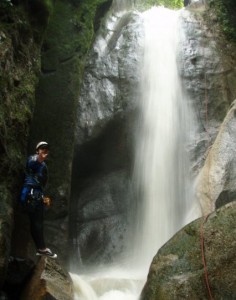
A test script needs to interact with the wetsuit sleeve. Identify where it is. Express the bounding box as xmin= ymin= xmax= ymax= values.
xmin=26 ymin=156 xmax=48 ymax=188
xmin=27 ymin=155 xmax=40 ymax=172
